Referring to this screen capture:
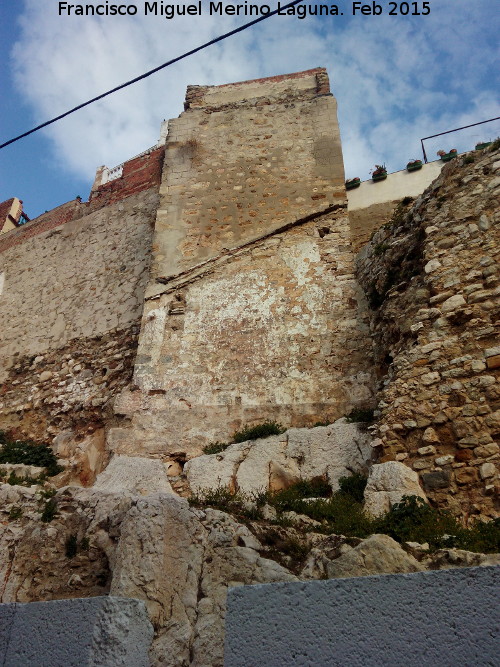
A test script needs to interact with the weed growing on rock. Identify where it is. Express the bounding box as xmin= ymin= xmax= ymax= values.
xmin=202 ymin=441 xmax=229 ymax=455
xmin=488 ymin=137 xmax=500 ymax=151
xmin=80 ymin=537 xmax=90 ymax=551
xmin=232 ymin=421 xmax=285 ymax=443
xmin=461 ymin=518 xmax=500 ymax=553
xmin=374 ymin=496 xmax=500 ymax=552
xmin=6 ymin=471 xmax=44 ymax=486
xmin=189 ymin=477 xmax=500 ymax=554
xmin=375 ymin=496 xmax=459 ymax=548
xmin=261 ymin=528 xmax=310 ymax=565
xmin=383 ymin=197 xmax=413 ymax=230
xmin=39 ymin=487 xmax=57 ymax=499
xmin=373 ymin=242 xmax=390 ymax=256
xmin=189 ymin=486 xmax=264 ymax=521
